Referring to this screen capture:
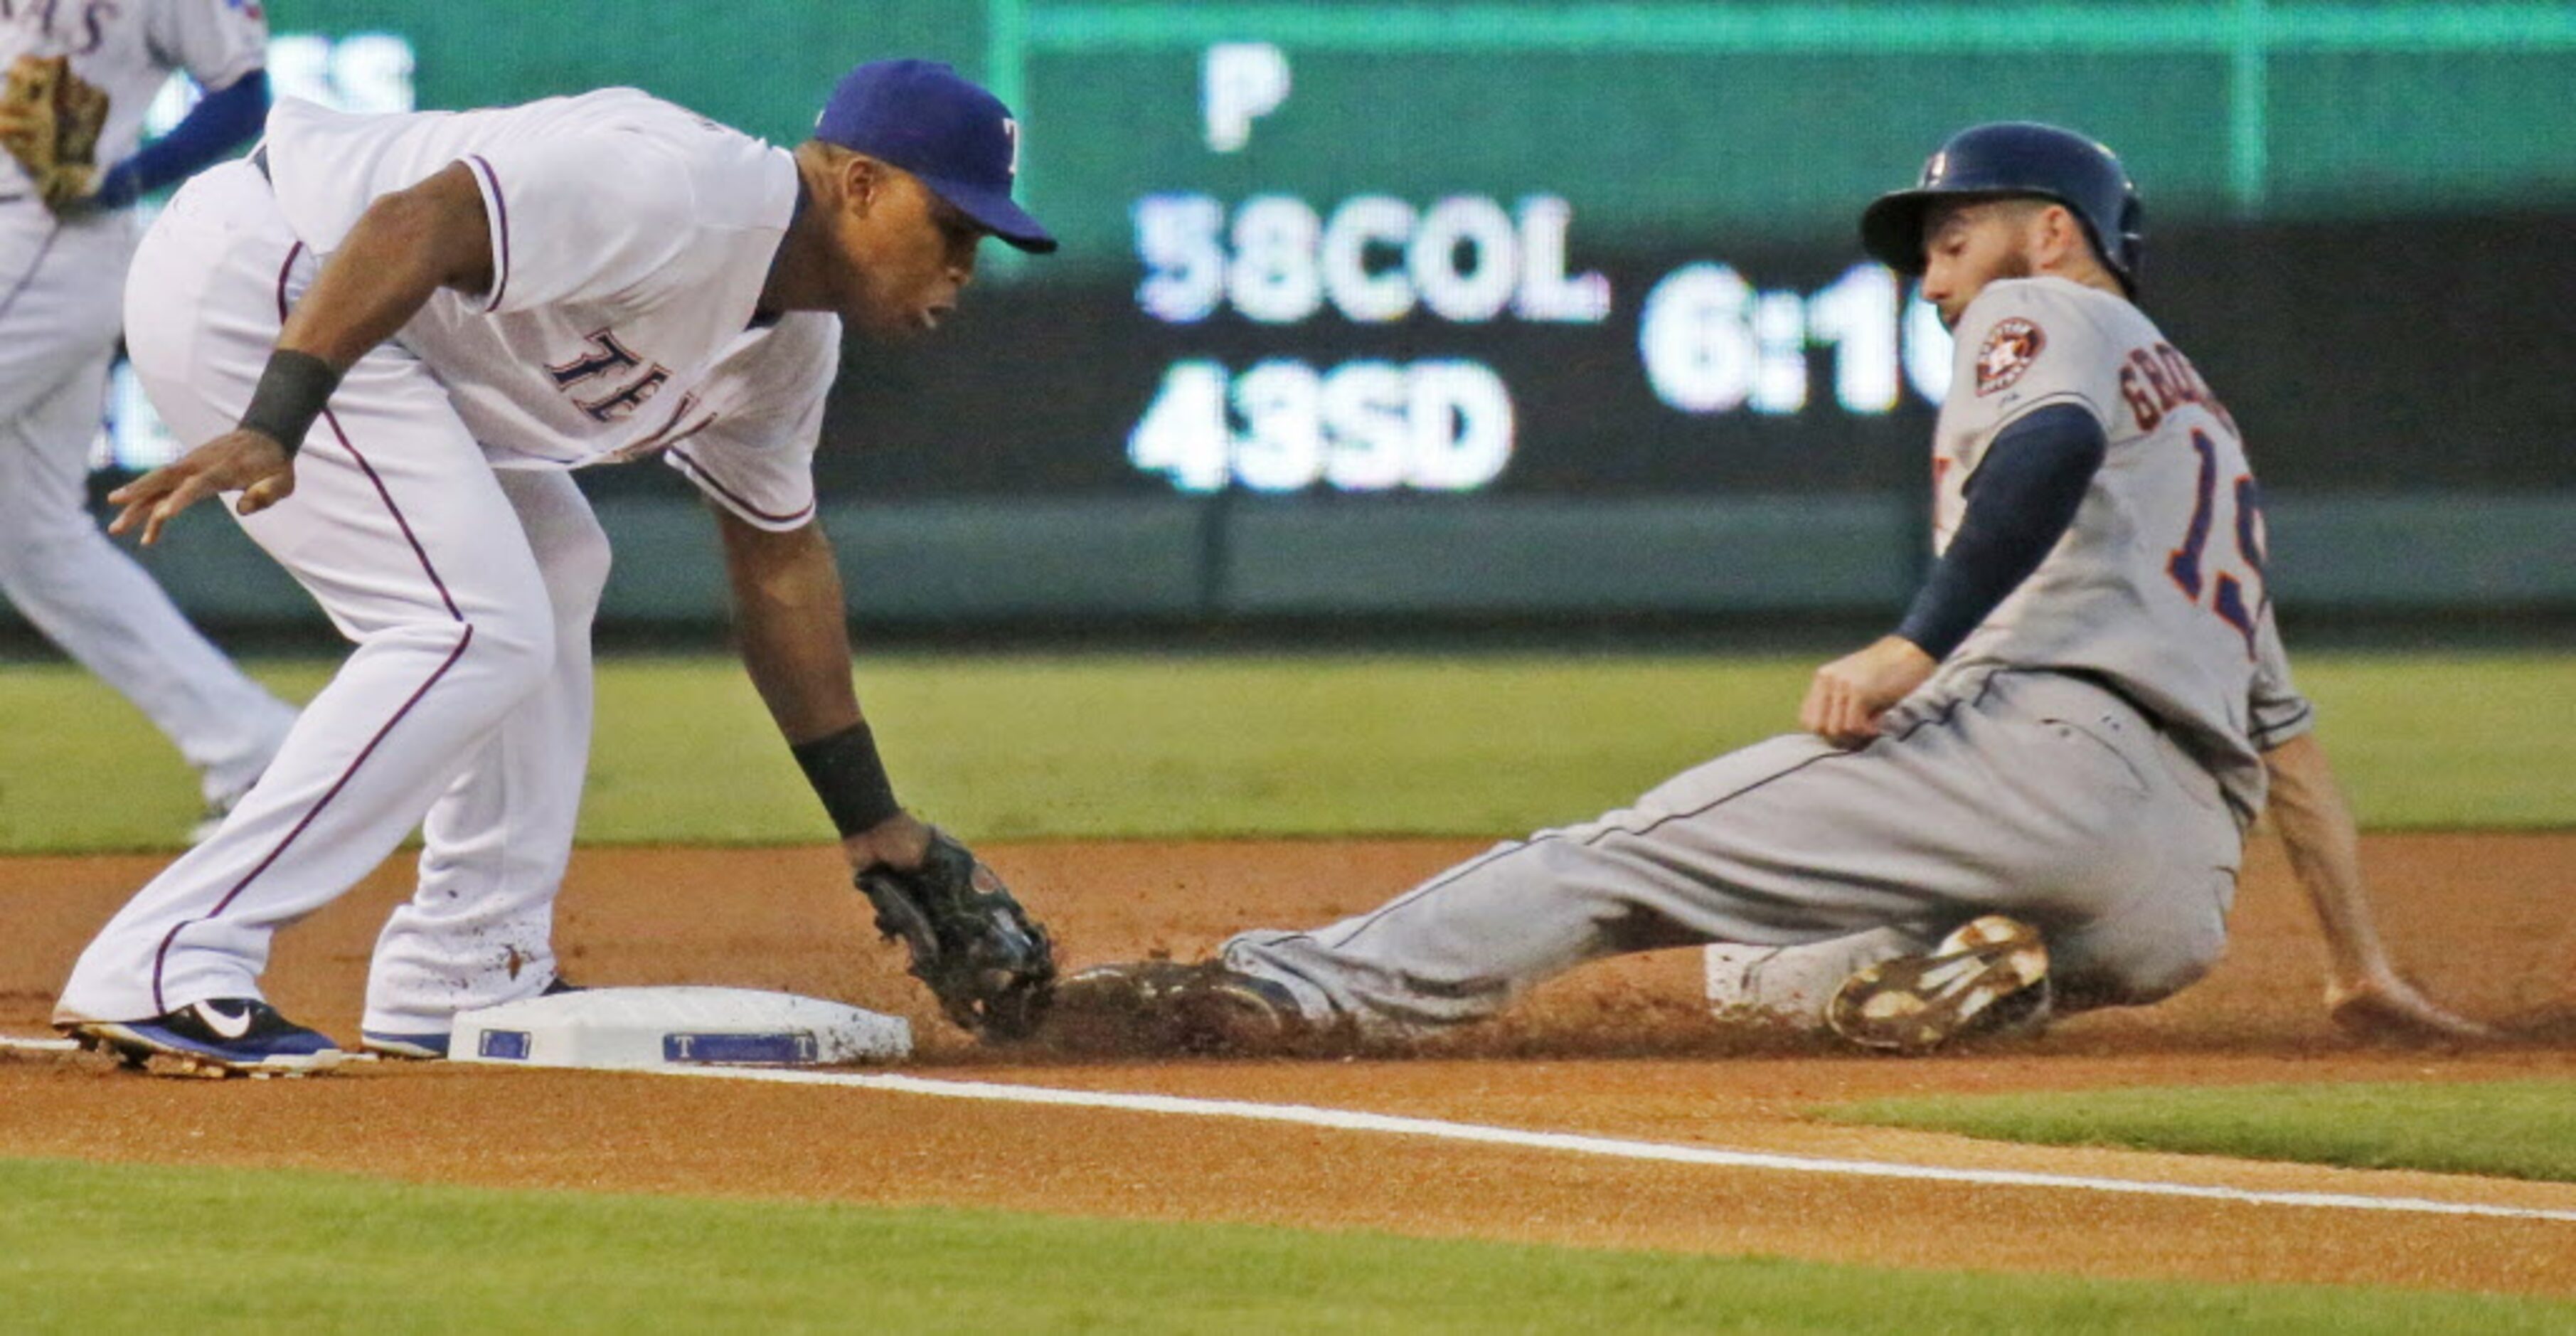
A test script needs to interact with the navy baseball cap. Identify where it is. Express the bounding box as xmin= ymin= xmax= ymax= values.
xmin=814 ymin=59 xmax=1057 ymax=254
